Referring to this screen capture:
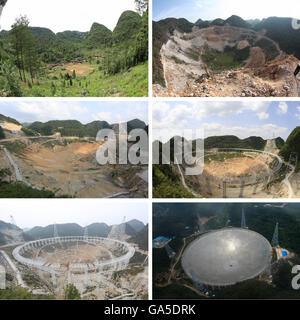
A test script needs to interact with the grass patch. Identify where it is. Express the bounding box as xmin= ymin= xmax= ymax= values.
xmin=205 ymin=152 xmax=248 ymax=164
xmin=20 ymin=62 xmax=148 ymax=97
xmin=202 ymin=45 xmax=250 ymax=71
